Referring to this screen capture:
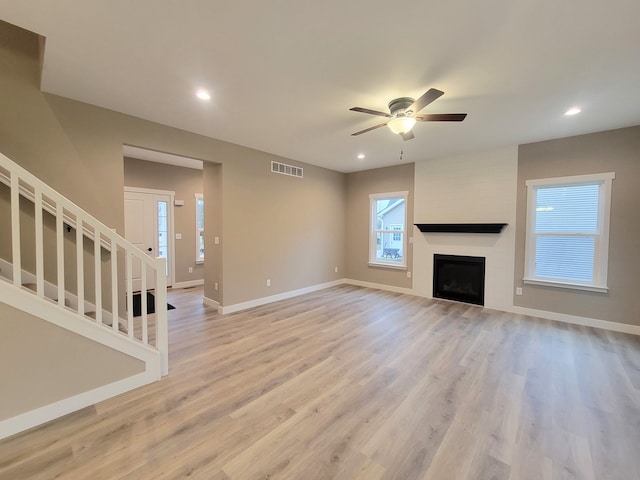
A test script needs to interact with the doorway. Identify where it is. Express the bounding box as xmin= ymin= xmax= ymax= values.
xmin=124 ymin=187 xmax=175 ymax=290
